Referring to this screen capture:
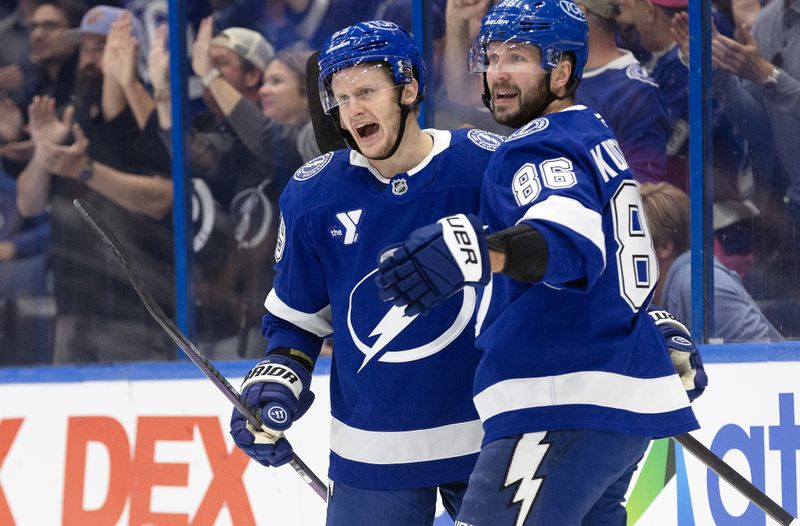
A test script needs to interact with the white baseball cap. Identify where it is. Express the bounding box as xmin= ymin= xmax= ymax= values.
xmin=575 ymin=0 xmax=619 ymax=19
xmin=210 ymin=28 xmax=275 ymax=72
